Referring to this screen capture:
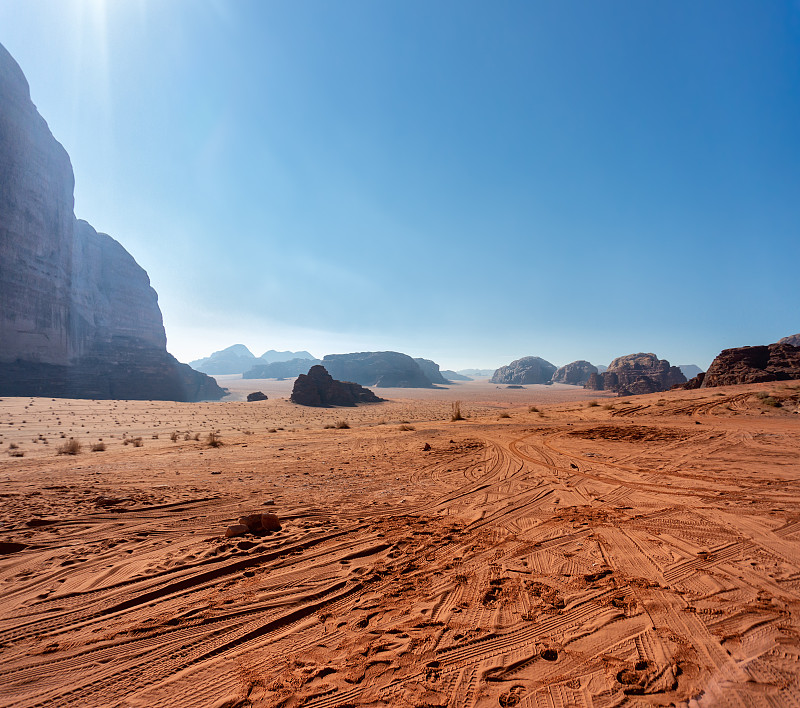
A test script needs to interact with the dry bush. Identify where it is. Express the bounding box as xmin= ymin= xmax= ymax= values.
xmin=132 ymin=437 xmax=143 ymax=447
xmin=170 ymin=431 xmax=179 ymax=442
xmin=335 ymin=420 xmax=350 ymax=429
xmin=451 ymin=401 xmax=465 ymax=421
xmin=587 ymin=400 xmax=600 ymax=407
xmin=57 ymin=438 xmax=82 ymax=455
xmin=499 ymin=412 xmax=511 ymax=418
xmin=399 ymin=424 xmax=416 ymax=431
xmin=528 ymin=406 xmax=539 ymax=413
xmin=8 ymin=442 xmax=18 ymax=450
xmin=207 ymin=431 xmax=223 ymax=447
xmin=91 ymin=442 xmax=106 ymax=452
